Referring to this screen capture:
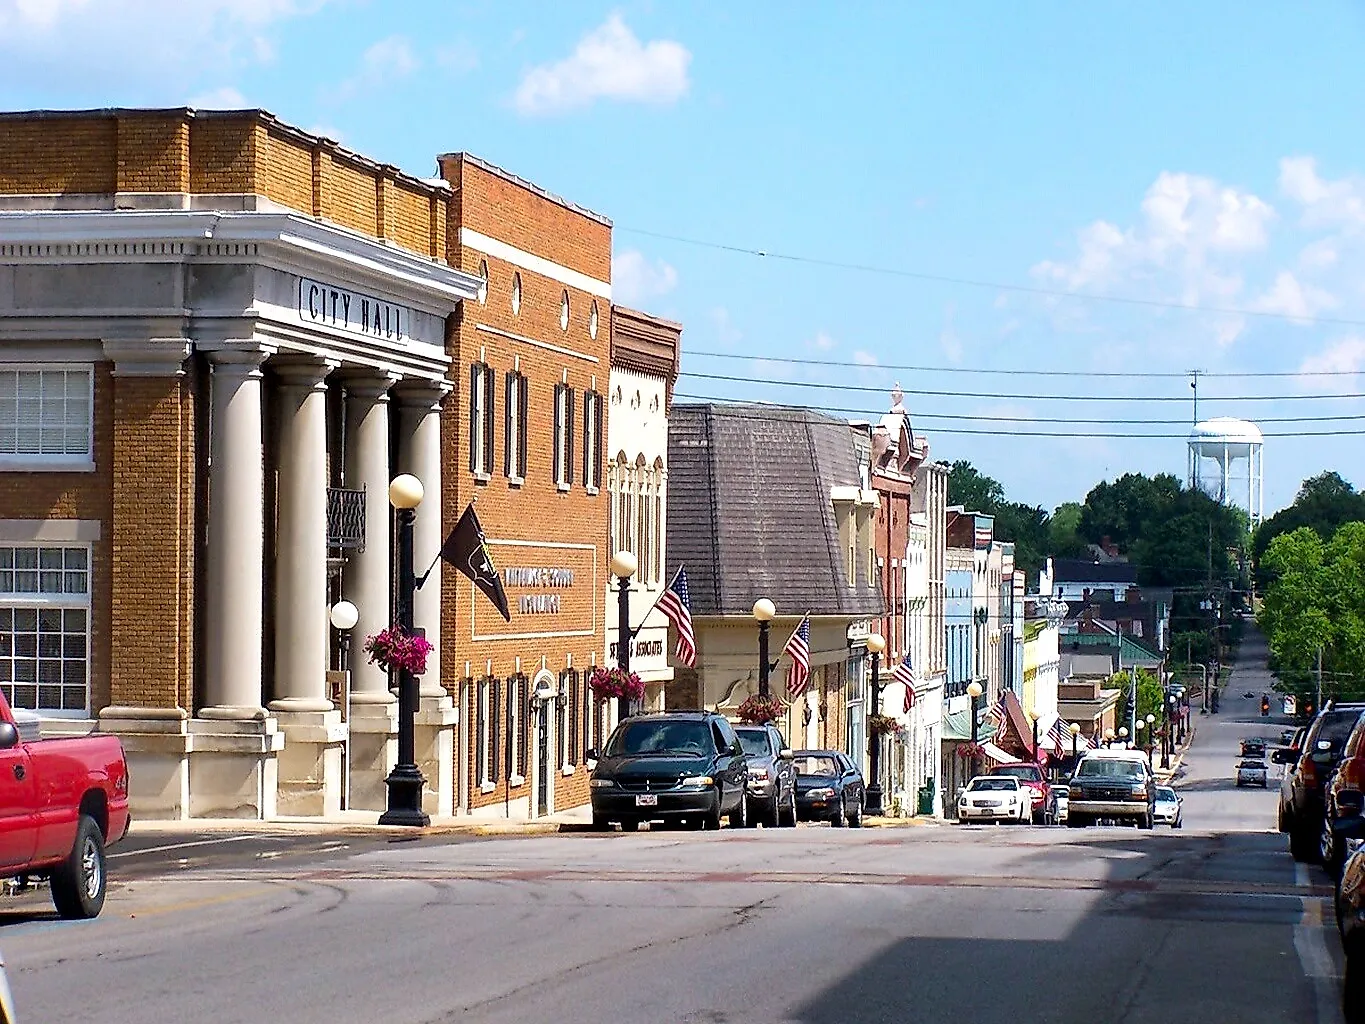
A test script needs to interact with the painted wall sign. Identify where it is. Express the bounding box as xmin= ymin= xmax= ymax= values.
xmin=470 ymin=542 xmax=597 ymax=641
xmin=608 ymin=638 xmax=665 ymax=661
xmin=298 ymin=277 xmax=406 ymax=341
